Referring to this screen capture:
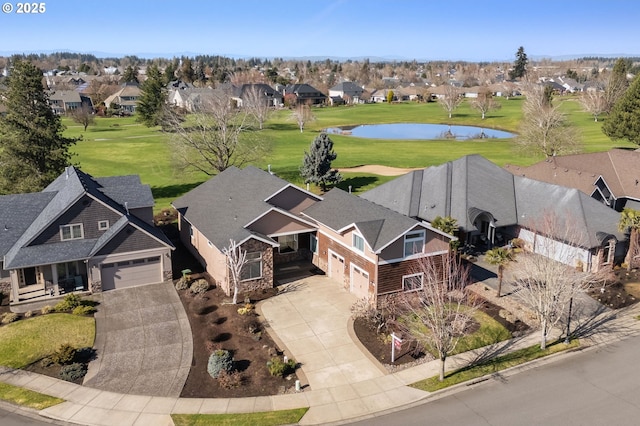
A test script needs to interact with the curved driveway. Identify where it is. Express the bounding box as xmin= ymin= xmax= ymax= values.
xmin=83 ymin=282 xmax=192 ymax=397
